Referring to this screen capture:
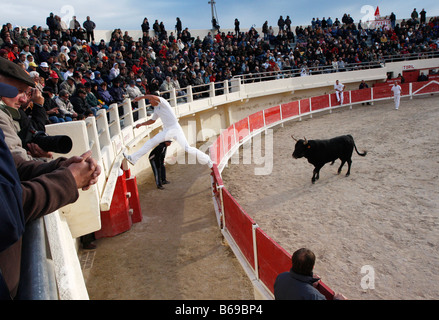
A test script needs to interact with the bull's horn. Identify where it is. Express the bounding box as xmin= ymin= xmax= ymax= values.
xmin=291 ymin=135 xmax=298 ymax=141
xmin=303 ymin=137 xmax=308 ymax=144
